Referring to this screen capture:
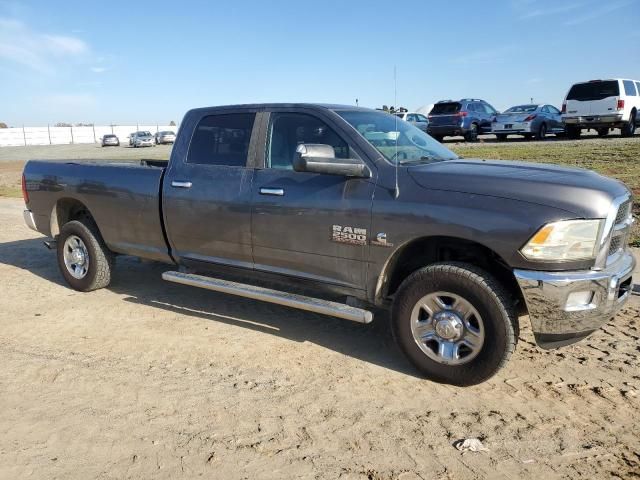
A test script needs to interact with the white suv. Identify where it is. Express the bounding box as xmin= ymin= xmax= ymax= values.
xmin=561 ymin=78 xmax=639 ymax=138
